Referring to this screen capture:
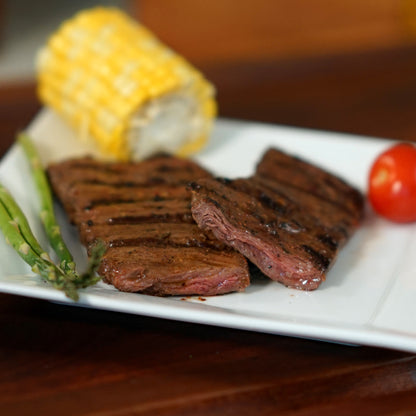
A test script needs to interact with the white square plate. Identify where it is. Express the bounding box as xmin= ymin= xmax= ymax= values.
xmin=1 ymin=109 xmax=415 ymax=352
